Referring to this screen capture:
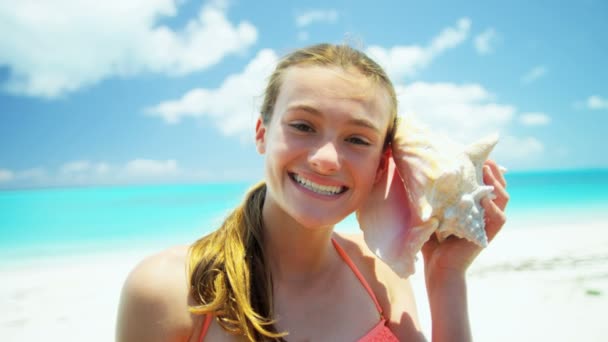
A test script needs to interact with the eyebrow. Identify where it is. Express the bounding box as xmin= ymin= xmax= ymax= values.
xmin=286 ymin=104 xmax=381 ymax=133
